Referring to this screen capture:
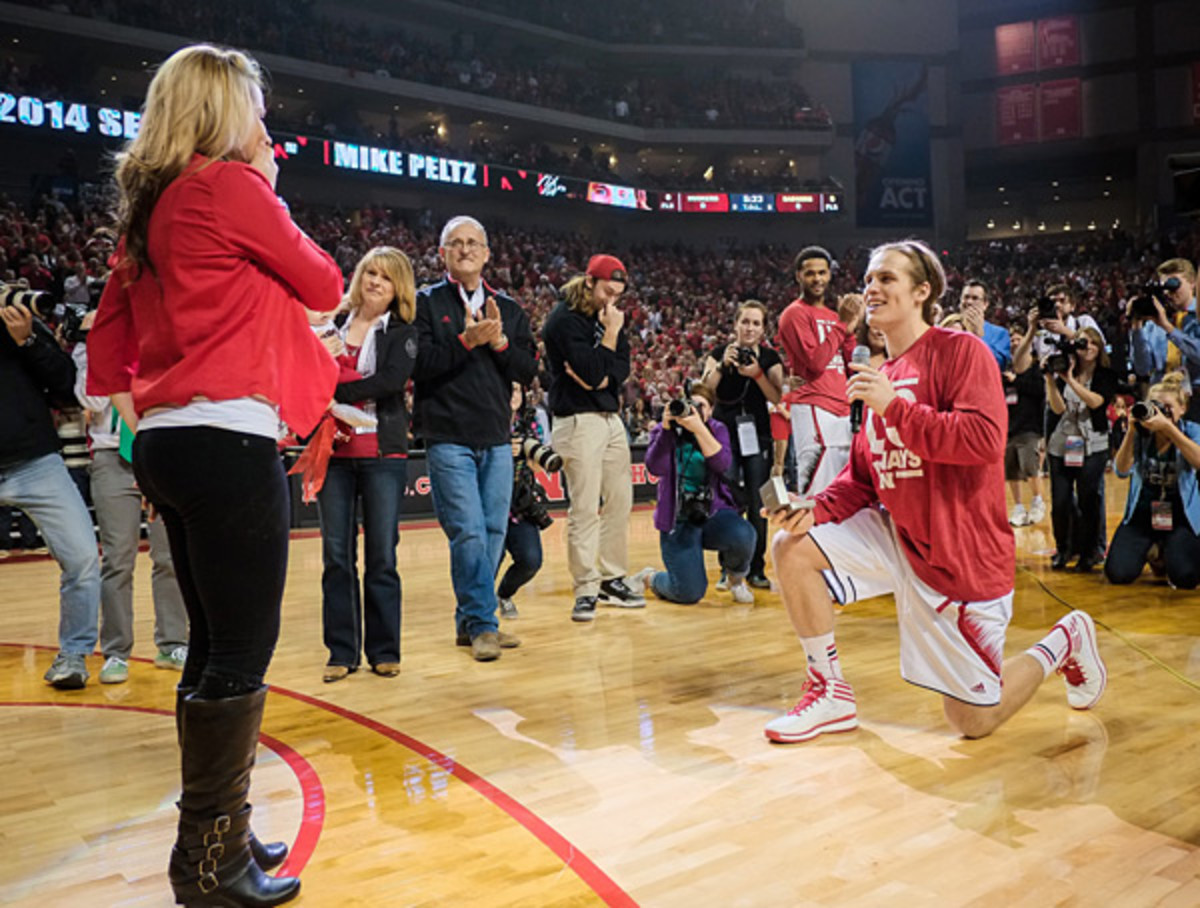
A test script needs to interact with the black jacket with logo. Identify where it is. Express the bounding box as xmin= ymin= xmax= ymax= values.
xmin=412 ymin=277 xmax=537 ymax=447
